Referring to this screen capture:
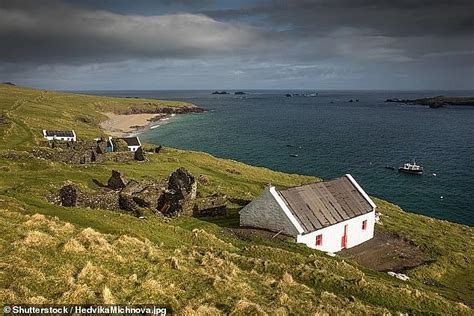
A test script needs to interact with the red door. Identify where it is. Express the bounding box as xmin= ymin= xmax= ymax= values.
xmin=341 ymin=224 xmax=348 ymax=249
